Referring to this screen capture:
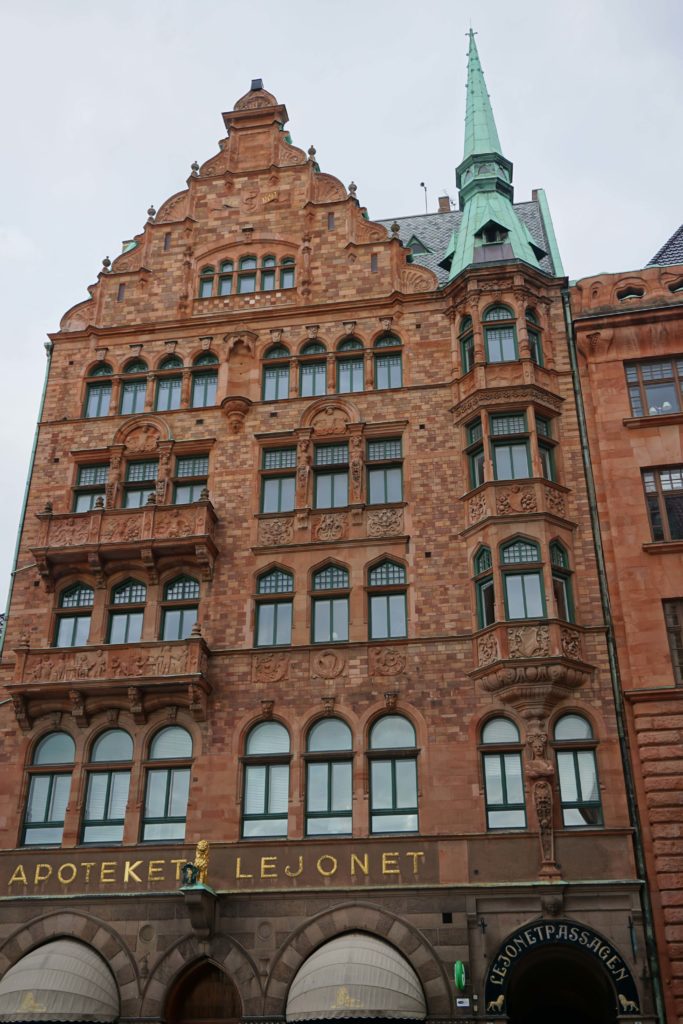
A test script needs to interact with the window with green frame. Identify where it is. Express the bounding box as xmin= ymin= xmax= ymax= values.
xmin=374 ymin=335 xmax=403 ymax=390
xmin=191 ymin=353 xmax=218 ymax=408
xmin=160 ymin=575 xmax=199 ymax=640
xmin=550 ymin=542 xmax=574 ymax=622
xmin=553 ymin=714 xmax=602 ymax=827
xmin=490 ymin=412 xmax=531 ymax=480
xmin=108 ymin=579 xmax=146 ymax=643
xmin=474 ymin=546 xmax=495 ymax=627
xmin=481 ymin=717 xmax=526 ymax=829
xmin=73 ymin=463 xmax=109 ymax=512
xmin=255 ymin=569 xmax=293 ymax=647
xmin=262 ymin=345 xmax=290 ymax=401
xmin=367 ymin=438 xmax=403 ymax=504
xmin=280 ymin=256 xmax=295 ymax=289
xmin=299 ymin=341 xmax=327 ymax=397
xmin=173 ymin=454 xmax=209 ymax=504
xmin=198 ymin=265 xmax=215 ymax=297
xmin=466 ymin=419 xmax=485 ymax=488
xmin=123 ymin=459 xmax=158 ymax=507
xmin=218 ymin=259 xmax=234 ymax=295
xmin=237 ymin=255 xmax=257 ymax=294
xmin=261 ymin=447 xmax=296 ymax=513
xmin=368 ymin=714 xmax=418 ymax=833
xmin=22 ymin=732 xmax=75 ymax=846
xmin=142 ymin=726 xmax=192 ymax=841
xmin=483 ymin=304 xmax=517 ymax=362
xmin=336 ymin=338 xmax=364 ymax=393
xmin=242 ymin=721 xmax=290 ymax=838
xmin=82 ymin=729 xmax=133 ymax=844
xmin=460 ymin=316 xmax=475 ymax=373
xmin=120 ymin=360 xmax=148 ymax=415
xmin=312 ymin=565 xmax=349 ymax=644
xmin=536 ymin=415 xmax=557 ymax=481
xmin=501 ymin=539 xmax=545 ymax=620
xmin=155 ymin=357 xmax=183 ymax=411
xmin=54 ymin=583 xmax=93 ymax=648
xmin=526 ymin=307 xmax=544 ymax=365
xmin=314 ymin=443 xmax=348 ymax=508
xmin=84 ymin=363 xmax=113 ymax=419
xmin=306 ymin=718 xmax=353 ymax=835
xmin=368 ymin=561 xmax=407 ymax=639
